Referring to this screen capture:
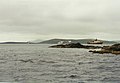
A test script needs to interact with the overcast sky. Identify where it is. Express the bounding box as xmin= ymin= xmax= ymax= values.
xmin=0 ymin=0 xmax=120 ymax=41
